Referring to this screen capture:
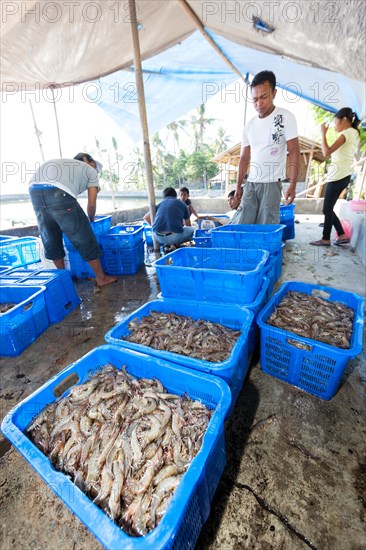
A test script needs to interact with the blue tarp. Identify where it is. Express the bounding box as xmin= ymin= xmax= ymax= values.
xmin=94 ymin=31 xmax=365 ymax=141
